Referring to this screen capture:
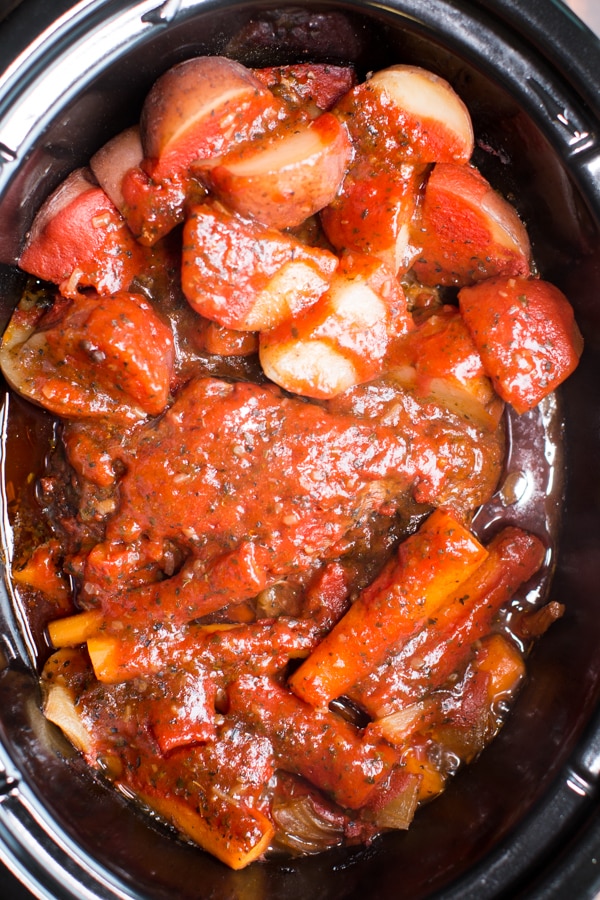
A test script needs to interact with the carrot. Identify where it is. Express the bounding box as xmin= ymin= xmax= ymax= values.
xmin=350 ymin=526 xmax=545 ymax=717
xmin=288 ymin=509 xmax=488 ymax=709
xmin=228 ymin=675 xmax=399 ymax=810
xmin=48 ymin=609 xmax=104 ymax=648
xmin=134 ymin=789 xmax=274 ymax=870
xmin=475 ymin=632 xmax=525 ymax=700
xmin=12 ymin=540 xmax=71 ymax=607
xmin=87 ymin=615 xmax=326 ymax=684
